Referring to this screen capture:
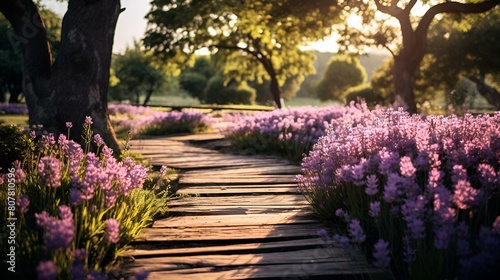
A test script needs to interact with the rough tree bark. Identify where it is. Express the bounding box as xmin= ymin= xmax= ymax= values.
xmin=0 ymin=0 xmax=121 ymax=152
xmin=375 ymin=0 xmax=500 ymax=113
